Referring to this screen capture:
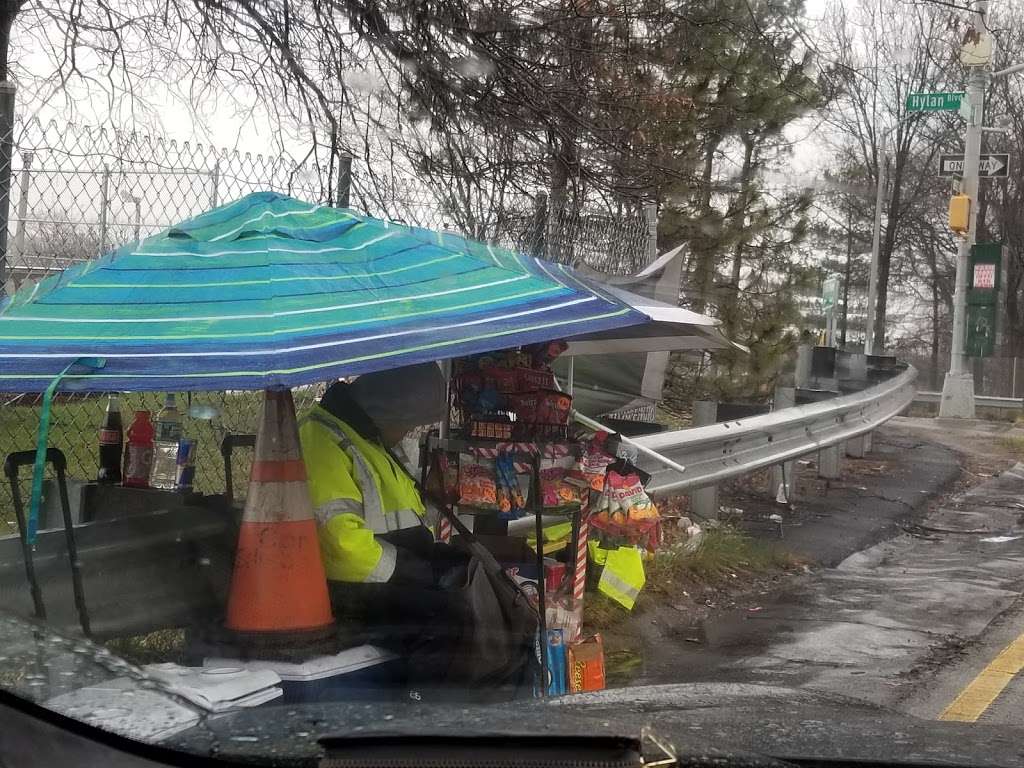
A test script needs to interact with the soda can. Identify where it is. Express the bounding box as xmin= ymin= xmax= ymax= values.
xmin=175 ymin=437 xmax=197 ymax=492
